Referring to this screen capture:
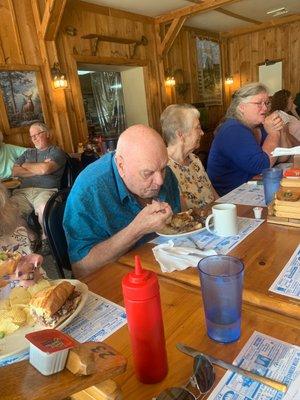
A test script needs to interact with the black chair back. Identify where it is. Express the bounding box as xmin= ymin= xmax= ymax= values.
xmin=60 ymin=154 xmax=82 ymax=189
xmin=43 ymin=188 xmax=72 ymax=278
